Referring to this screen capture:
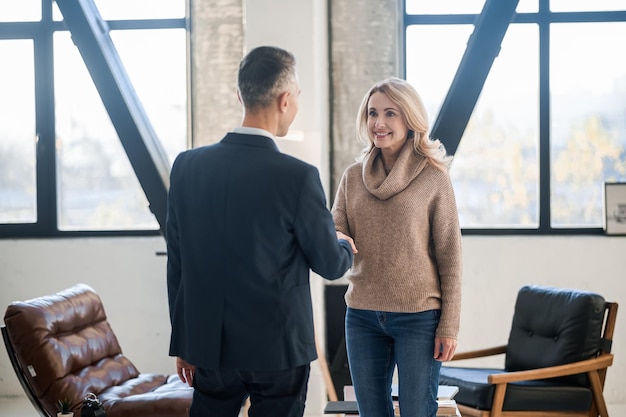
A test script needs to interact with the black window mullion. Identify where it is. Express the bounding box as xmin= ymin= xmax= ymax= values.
xmin=537 ymin=0 xmax=551 ymax=232
xmin=34 ymin=1 xmax=58 ymax=235
xmin=550 ymin=10 xmax=626 ymax=23
xmin=106 ymin=18 xmax=187 ymax=30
